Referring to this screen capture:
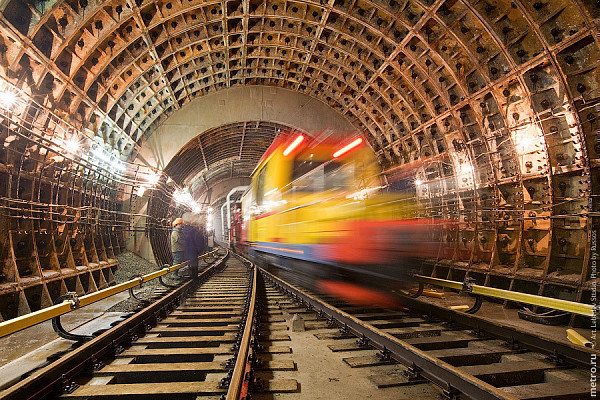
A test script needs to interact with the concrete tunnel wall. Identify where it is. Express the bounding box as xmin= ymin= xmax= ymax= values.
xmin=136 ymin=86 xmax=356 ymax=170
